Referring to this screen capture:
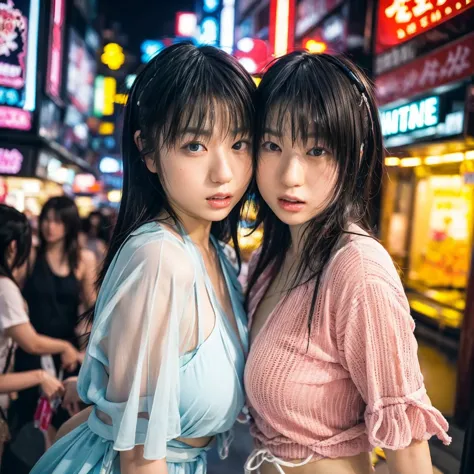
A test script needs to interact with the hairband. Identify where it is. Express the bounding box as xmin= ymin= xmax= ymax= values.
xmin=323 ymin=55 xmax=374 ymax=134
